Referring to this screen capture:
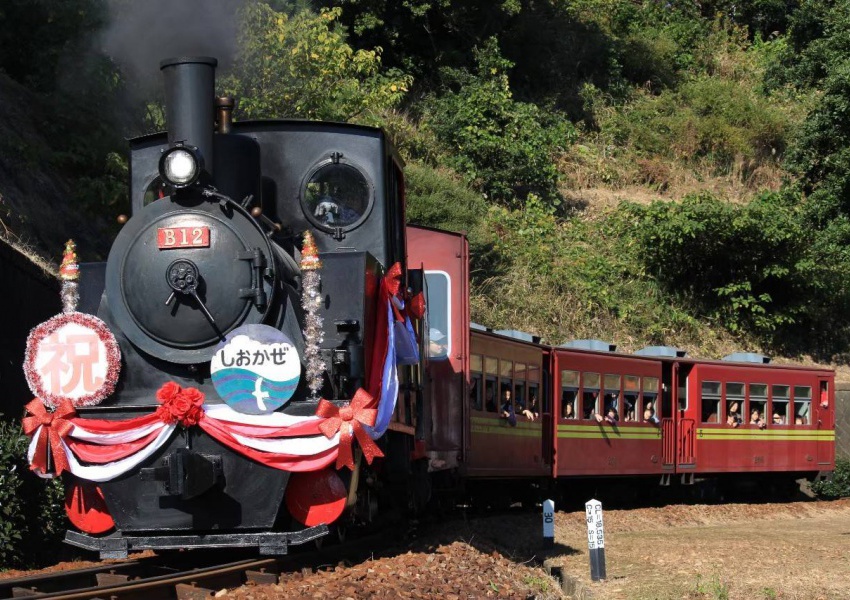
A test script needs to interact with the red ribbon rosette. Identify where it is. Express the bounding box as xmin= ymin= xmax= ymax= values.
xmin=316 ymin=389 xmax=384 ymax=470
xmin=155 ymin=382 xmax=205 ymax=428
xmin=22 ymin=398 xmax=76 ymax=475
